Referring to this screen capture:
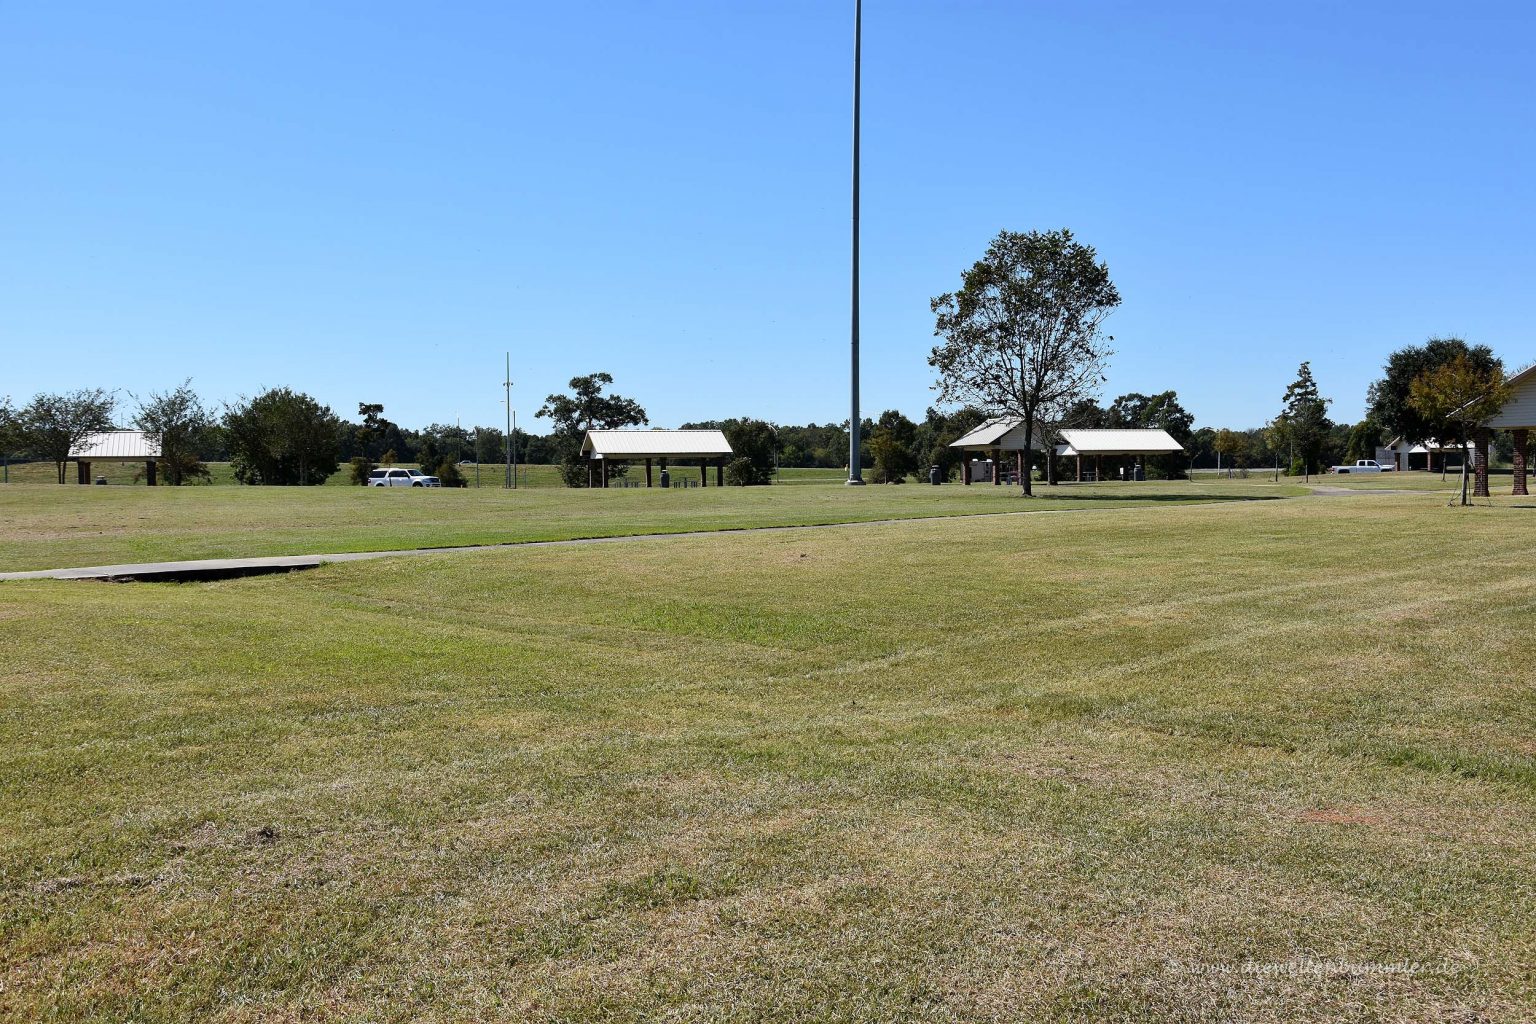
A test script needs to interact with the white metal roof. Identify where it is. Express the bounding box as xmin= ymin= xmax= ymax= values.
xmin=1384 ymin=436 xmax=1474 ymax=452
xmin=69 ymin=430 xmax=161 ymax=460
xmin=581 ymin=429 xmax=733 ymax=459
xmin=949 ymin=416 xmax=1047 ymax=451
xmin=1057 ymin=429 xmax=1184 ymax=456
